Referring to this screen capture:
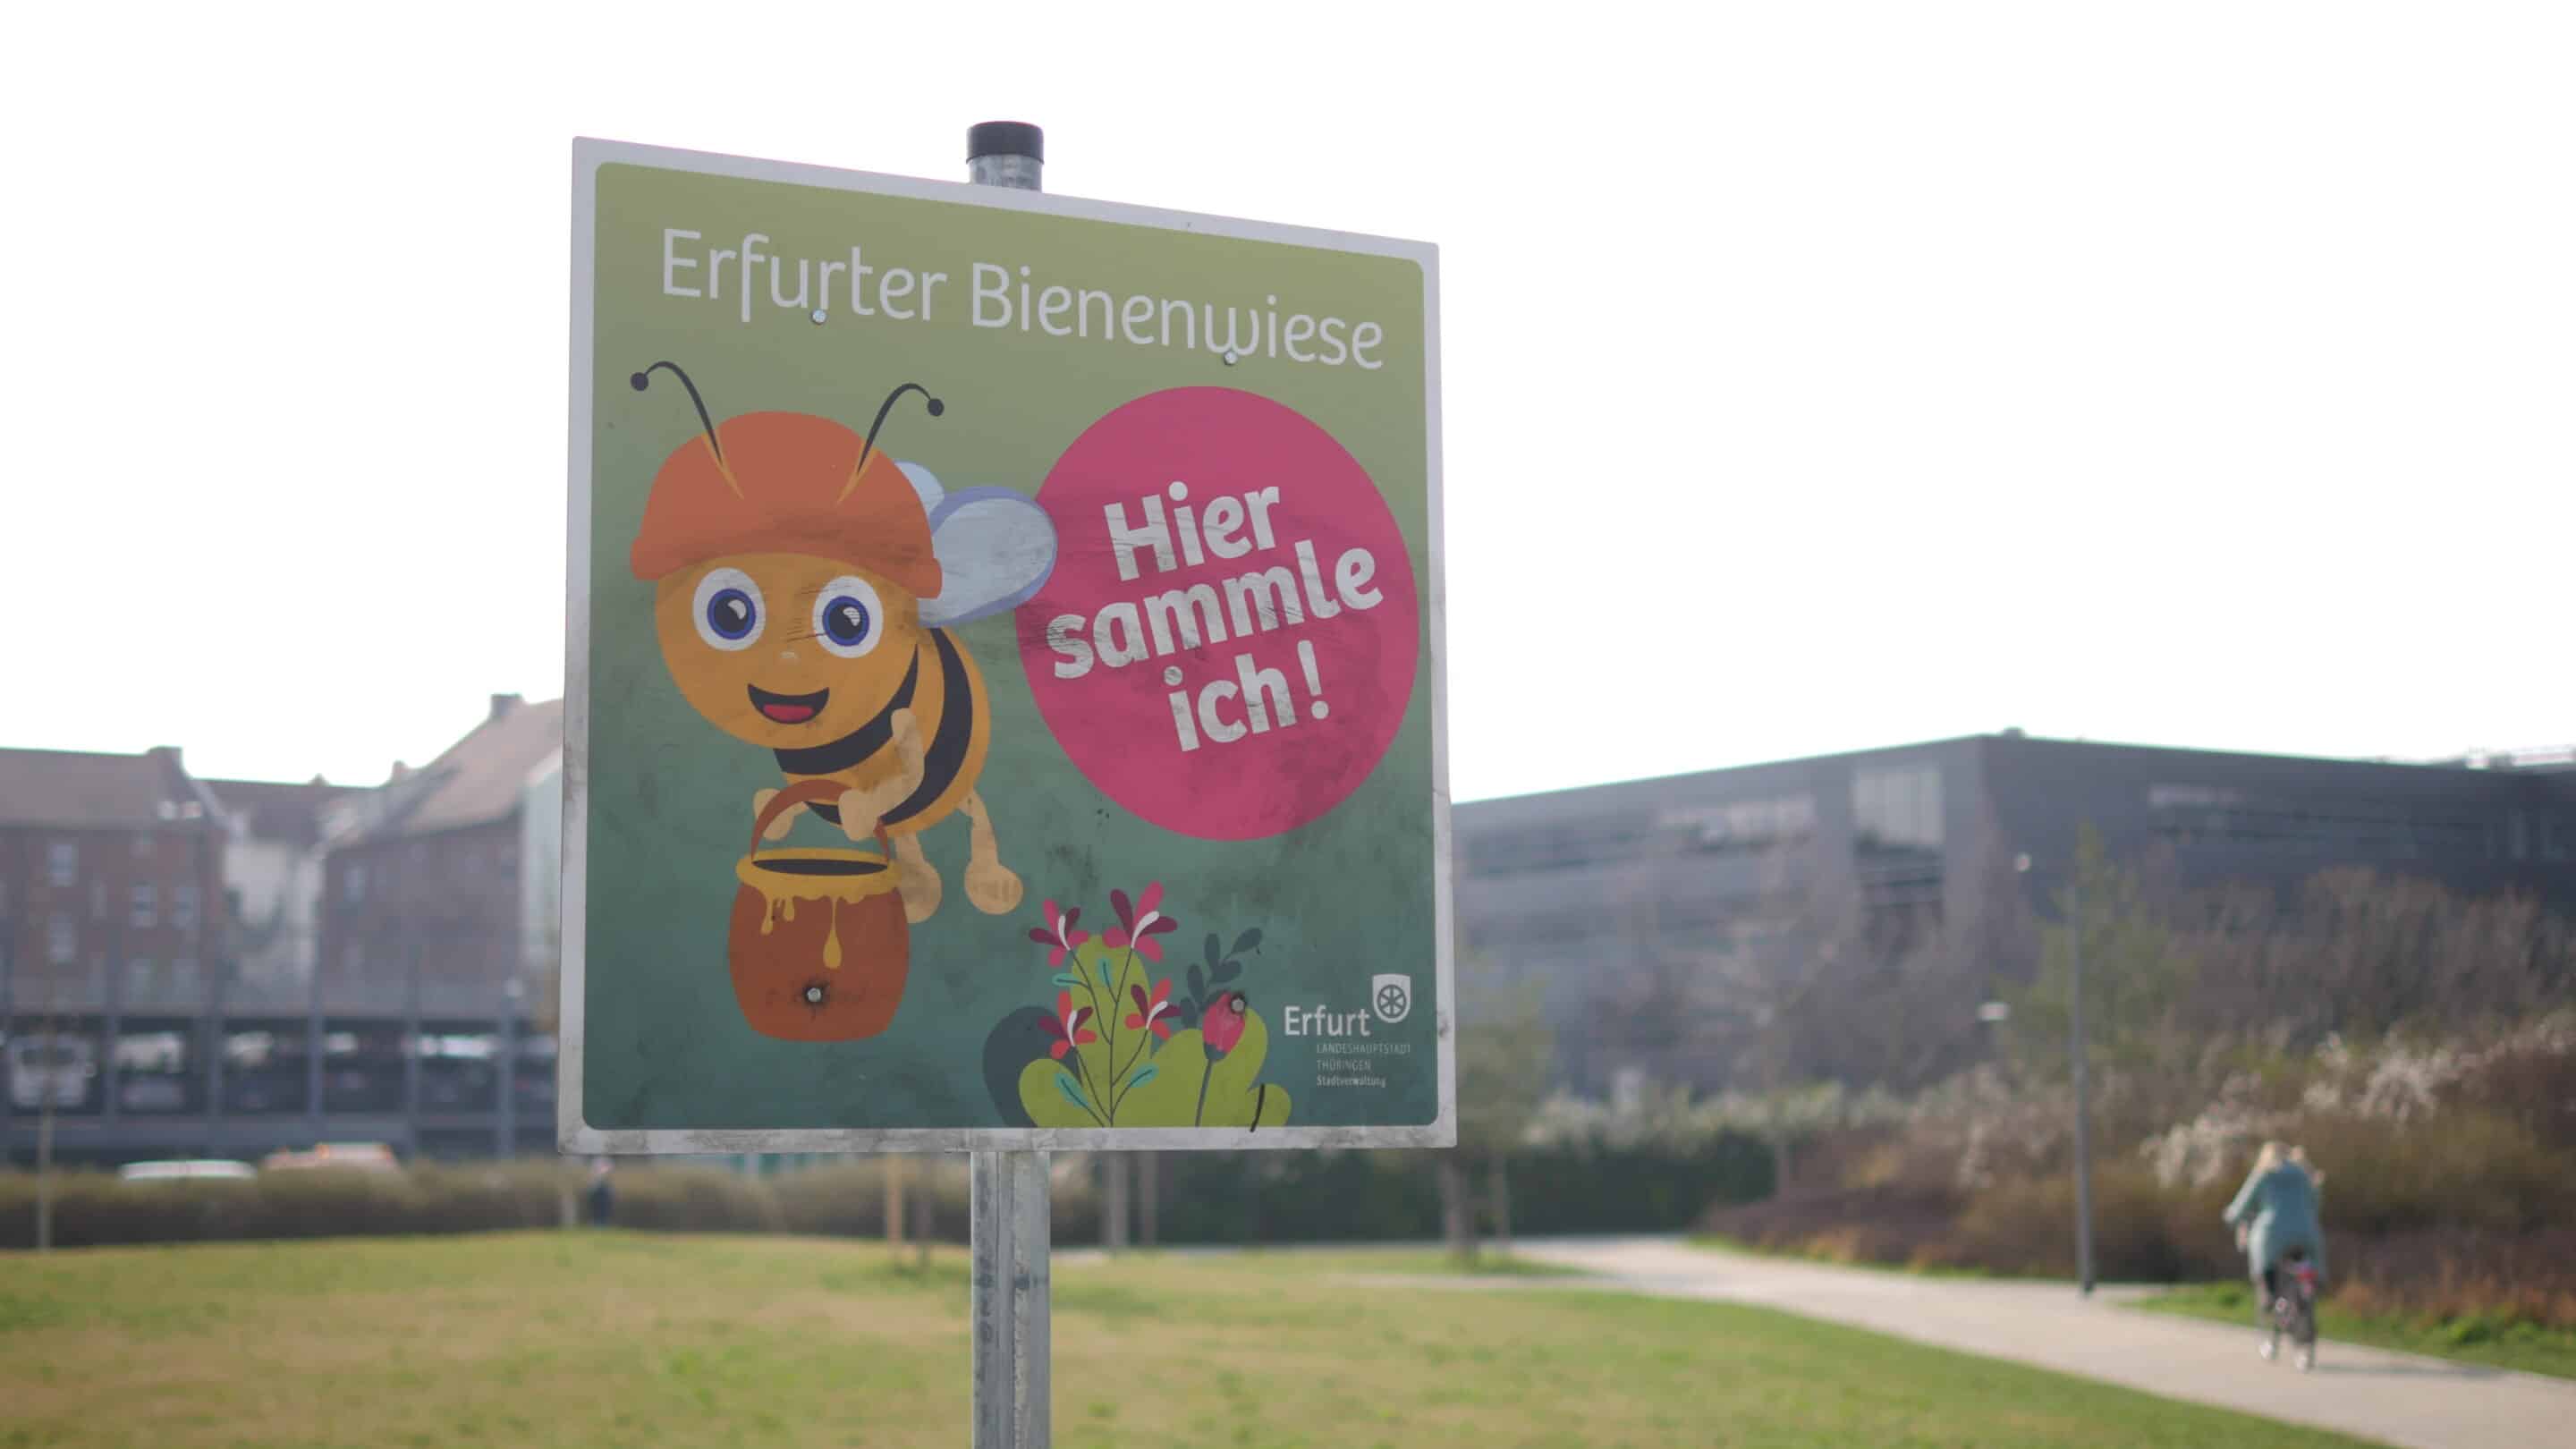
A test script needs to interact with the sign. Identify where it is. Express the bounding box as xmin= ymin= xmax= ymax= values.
xmin=561 ymin=139 xmax=1448 ymax=1151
